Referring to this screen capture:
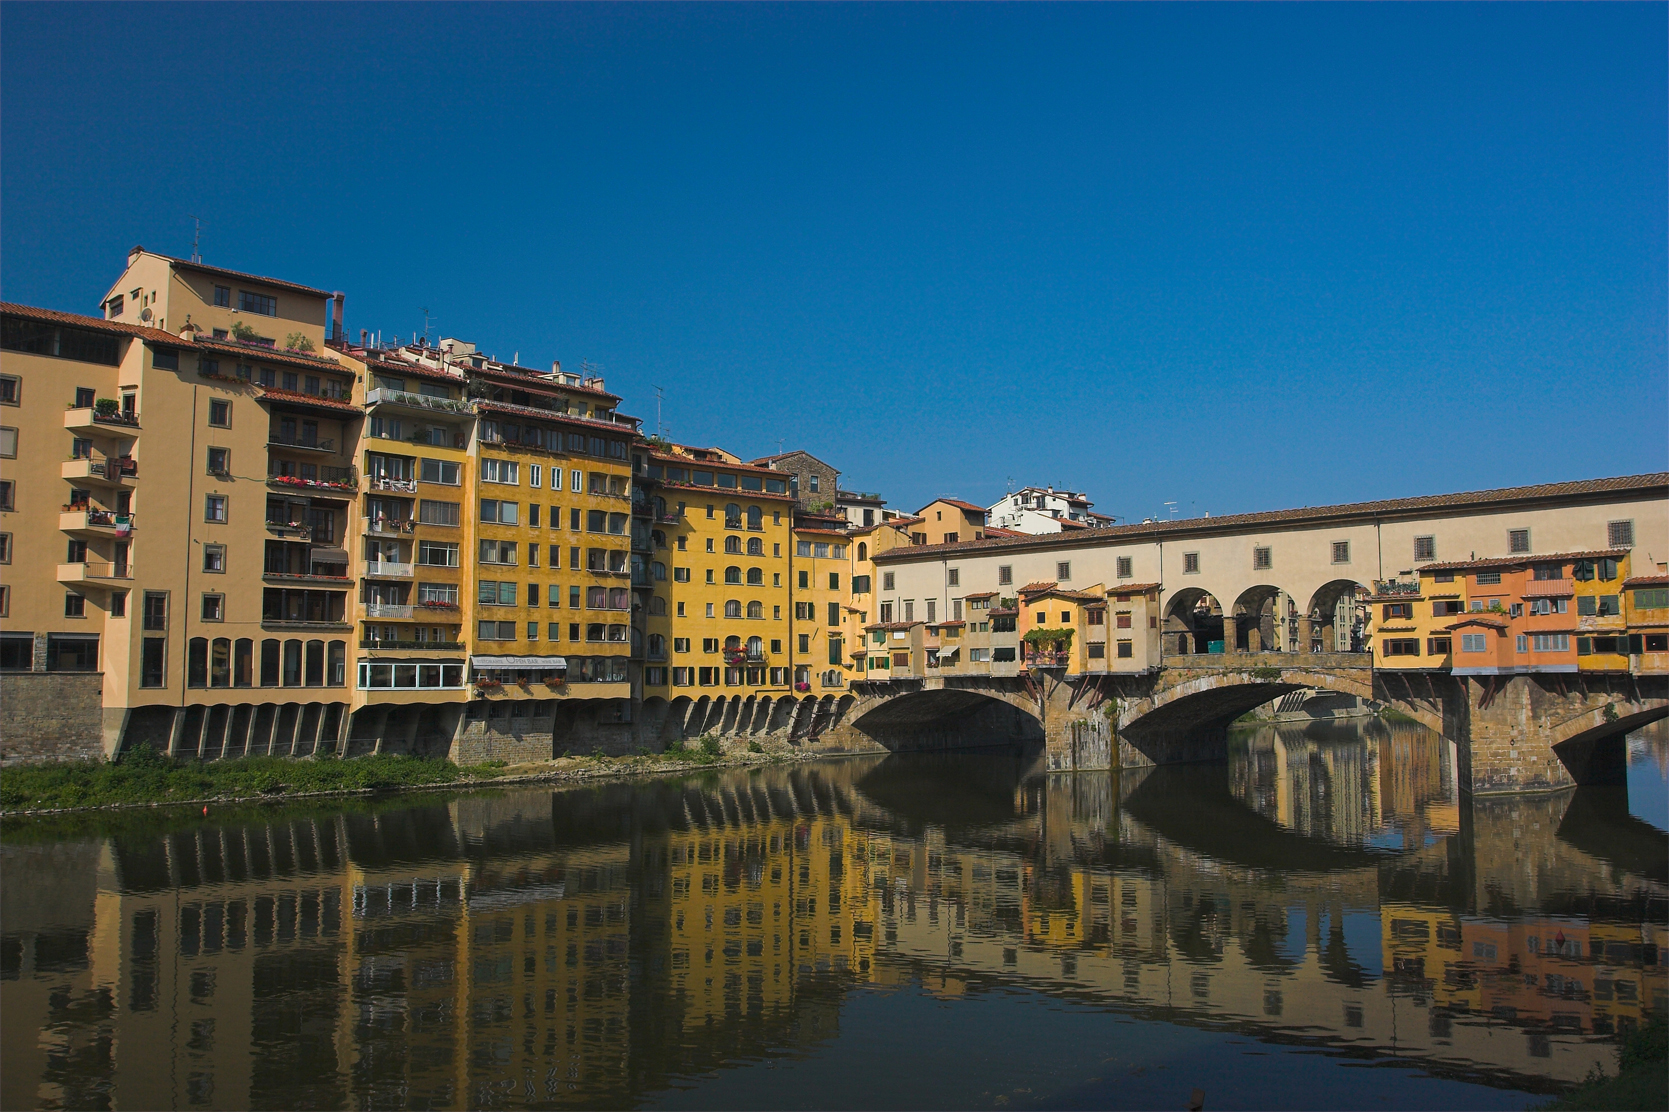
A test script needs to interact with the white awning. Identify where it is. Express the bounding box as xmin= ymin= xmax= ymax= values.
xmin=308 ymin=546 xmax=349 ymax=563
xmin=471 ymin=655 xmax=567 ymax=669
xmin=938 ymin=645 xmax=961 ymax=657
